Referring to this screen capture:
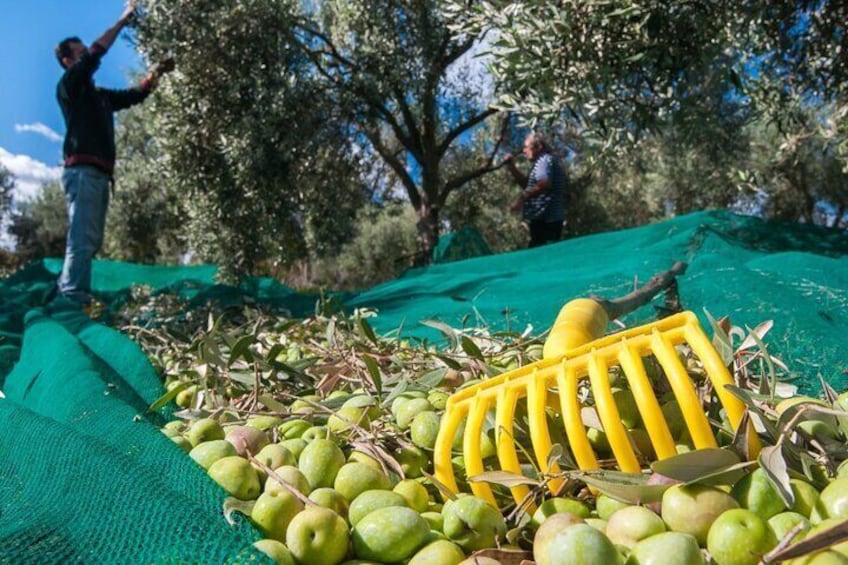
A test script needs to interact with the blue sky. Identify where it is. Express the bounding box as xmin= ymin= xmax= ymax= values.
xmin=1 ymin=1 xmax=141 ymax=201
